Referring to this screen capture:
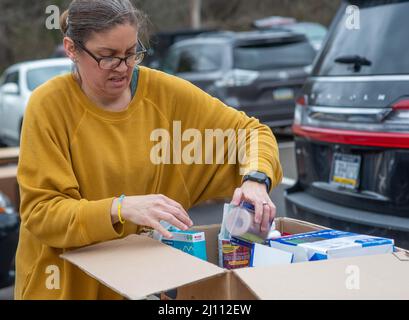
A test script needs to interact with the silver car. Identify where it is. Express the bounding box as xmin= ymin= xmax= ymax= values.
xmin=0 ymin=58 xmax=72 ymax=146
